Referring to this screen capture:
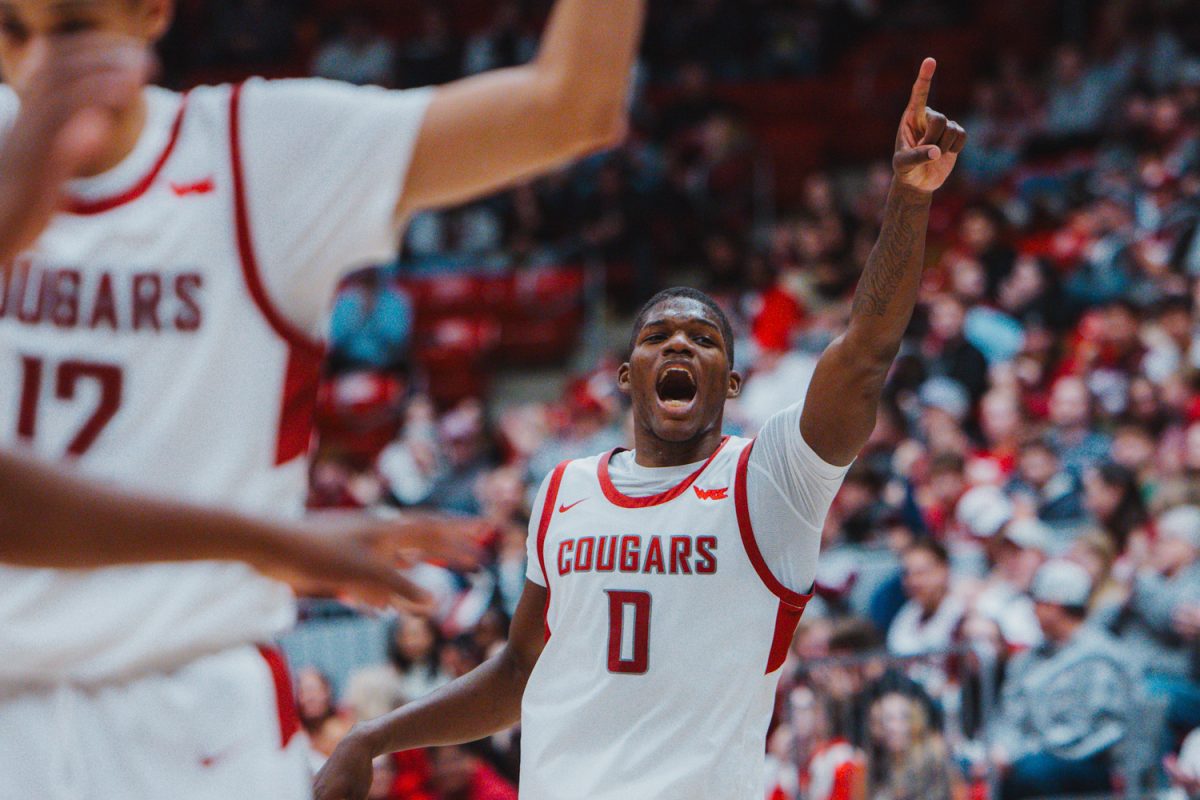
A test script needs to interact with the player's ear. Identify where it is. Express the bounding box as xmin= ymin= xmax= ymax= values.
xmin=726 ymin=370 xmax=743 ymax=399
xmin=138 ymin=0 xmax=174 ymax=42
xmin=617 ymin=362 xmax=632 ymax=395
